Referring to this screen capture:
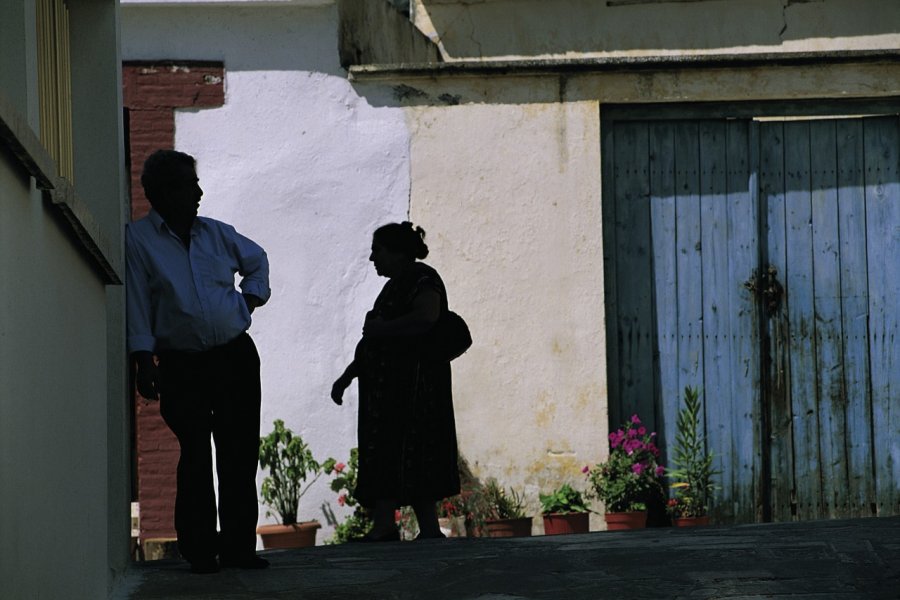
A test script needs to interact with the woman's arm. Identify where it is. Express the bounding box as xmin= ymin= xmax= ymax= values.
xmin=331 ymin=359 xmax=358 ymax=406
xmin=363 ymin=288 xmax=441 ymax=338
